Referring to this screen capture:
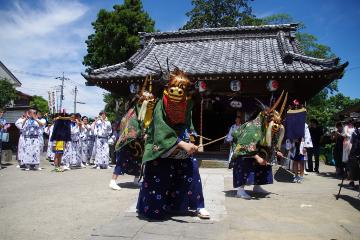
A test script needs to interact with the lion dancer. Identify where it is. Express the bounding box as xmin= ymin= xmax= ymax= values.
xmin=136 ymin=68 xmax=210 ymax=220
xmin=109 ymin=78 xmax=155 ymax=190
xmin=231 ymin=92 xmax=287 ymax=199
